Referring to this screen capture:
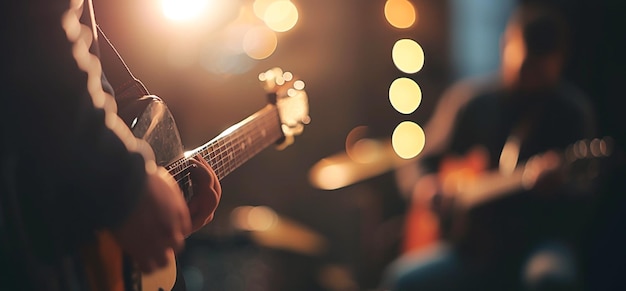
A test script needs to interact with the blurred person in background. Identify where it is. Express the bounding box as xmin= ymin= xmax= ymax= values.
xmin=382 ymin=2 xmax=598 ymax=290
